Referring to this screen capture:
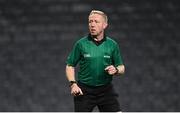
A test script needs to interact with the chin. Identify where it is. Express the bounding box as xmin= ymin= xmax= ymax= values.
xmin=90 ymin=33 xmax=97 ymax=36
